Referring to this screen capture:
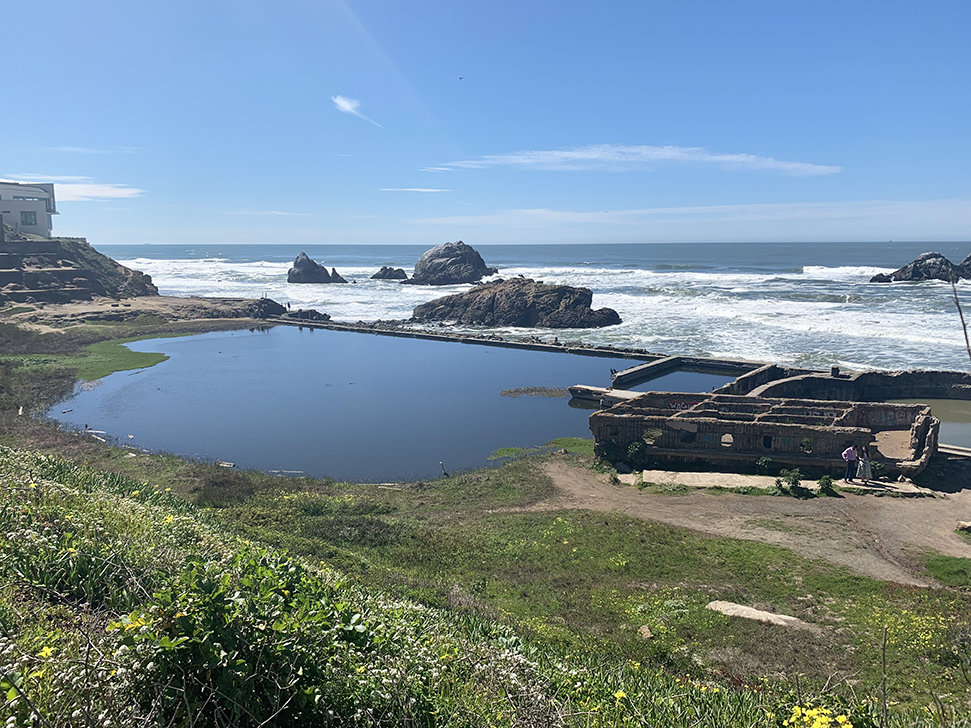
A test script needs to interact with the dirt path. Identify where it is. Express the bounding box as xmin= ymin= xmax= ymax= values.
xmin=539 ymin=460 xmax=971 ymax=586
